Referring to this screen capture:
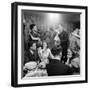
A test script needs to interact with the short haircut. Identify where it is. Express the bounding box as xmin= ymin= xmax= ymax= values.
xmin=29 ymin=24 xmax=36 ymax=30
xmin=51 ymin=46 xmax=62 ymax=56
